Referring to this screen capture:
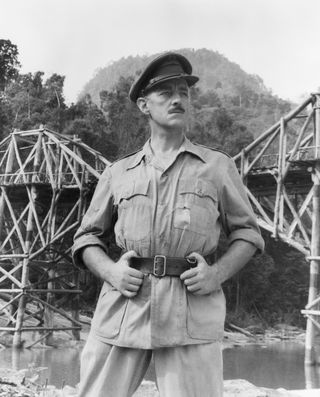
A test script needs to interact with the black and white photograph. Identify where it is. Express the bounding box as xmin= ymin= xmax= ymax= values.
xmin=0 ymin=0 xmax=319 ymax=396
